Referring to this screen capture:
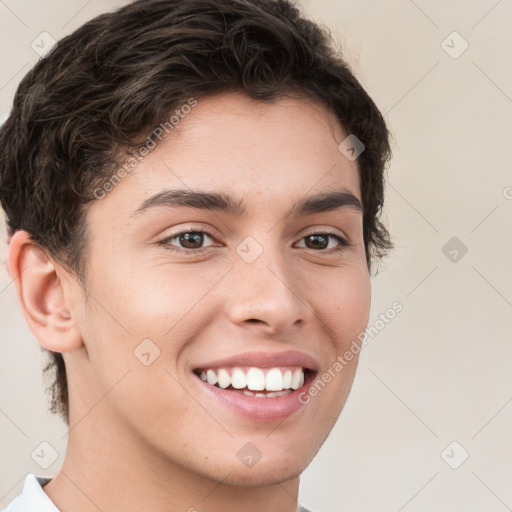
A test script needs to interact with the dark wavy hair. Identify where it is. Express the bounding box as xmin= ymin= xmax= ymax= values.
xmin=0 ymin=0 xmax=392 ymax=425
